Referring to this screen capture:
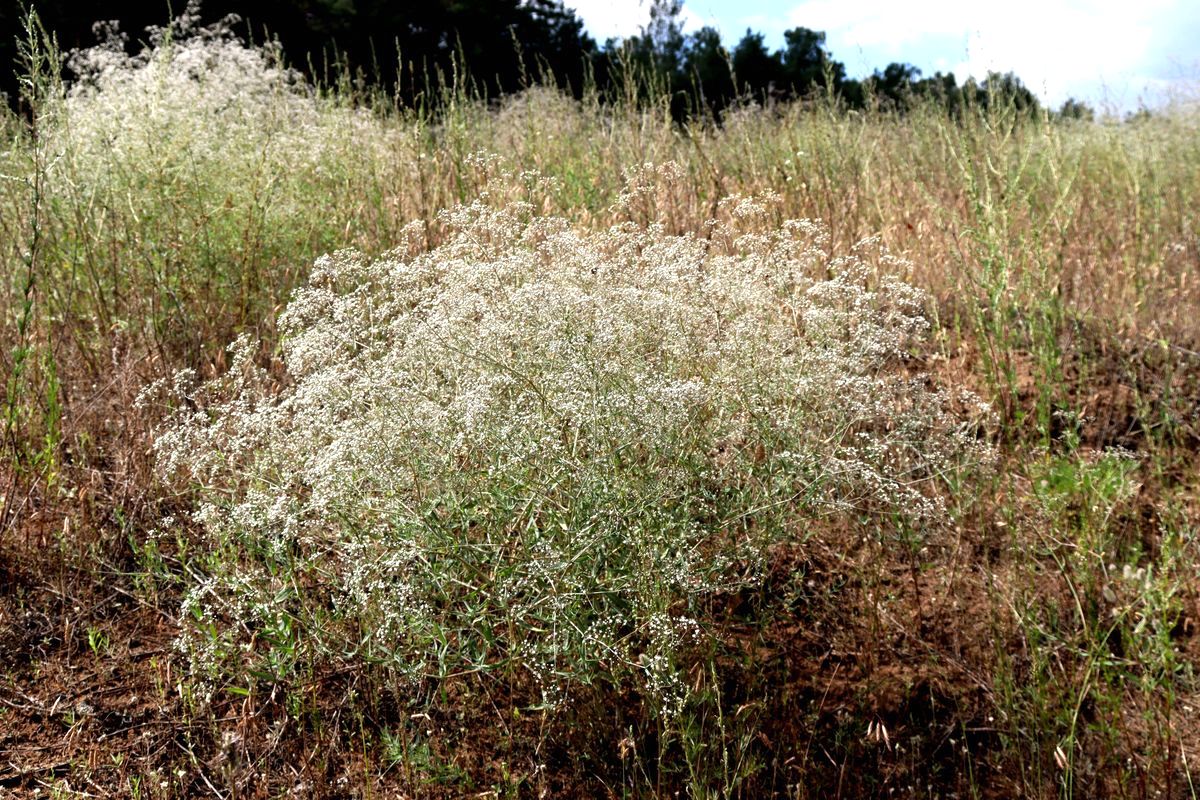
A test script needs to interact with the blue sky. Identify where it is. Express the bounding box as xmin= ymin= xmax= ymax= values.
xmin=564 ymin=0 xmax=1200 ymax=112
